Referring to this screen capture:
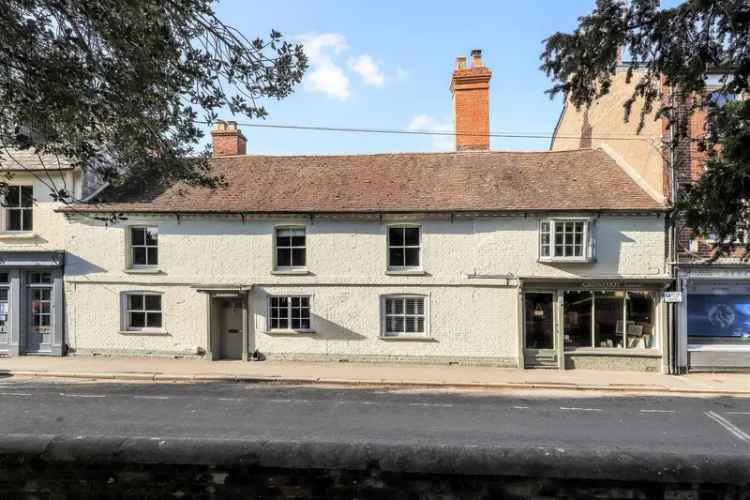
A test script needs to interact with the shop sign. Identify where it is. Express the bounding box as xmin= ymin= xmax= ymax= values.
xmin=663 ymin=291 xmax=683 ymax=303
xmin=580 ymin=281 xmax=624 ymax=289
